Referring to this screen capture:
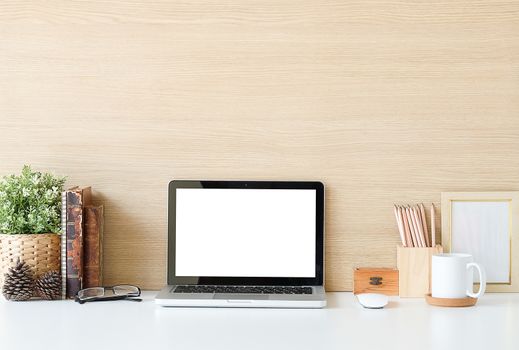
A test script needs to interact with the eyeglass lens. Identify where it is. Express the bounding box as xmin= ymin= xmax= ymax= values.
xmin=113 ymin=285 xmax=140 ymax=296
xmin=78 ymin=287 xmax=105 ymax=299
